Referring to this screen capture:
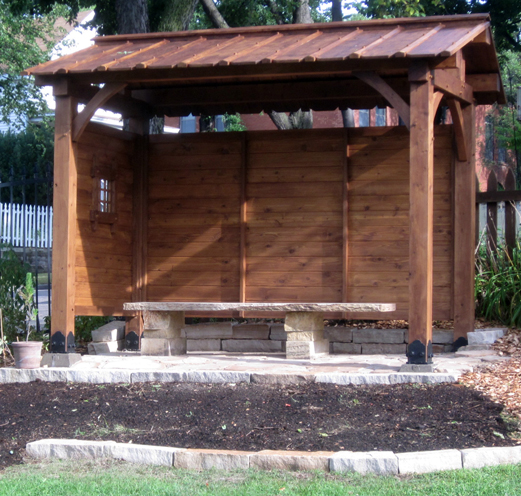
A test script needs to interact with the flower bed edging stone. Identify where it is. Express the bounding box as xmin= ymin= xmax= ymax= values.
xmin=25 ymin=439 xmax=521 ymax=473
